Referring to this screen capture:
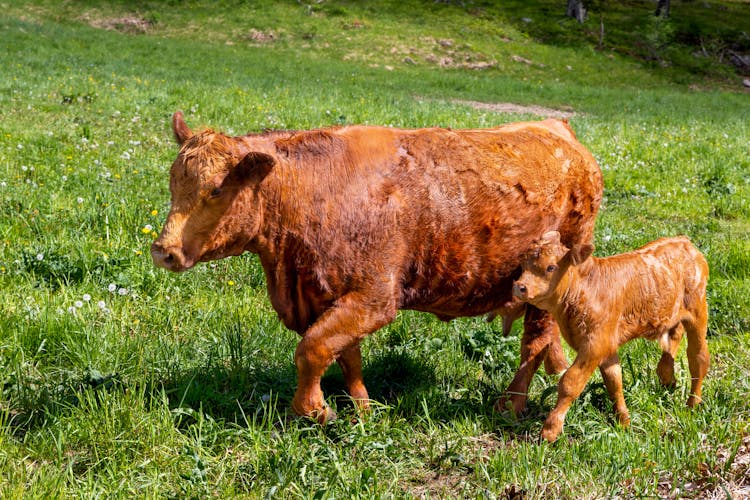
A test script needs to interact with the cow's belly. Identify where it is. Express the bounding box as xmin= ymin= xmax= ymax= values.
xmin=398 ymin=260 xmax=519 ymax=319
